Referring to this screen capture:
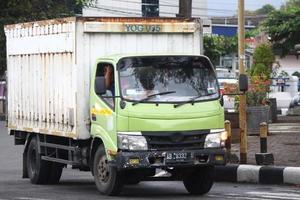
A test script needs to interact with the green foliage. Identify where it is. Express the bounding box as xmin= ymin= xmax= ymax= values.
xmin=279 ymin=70 xmax=289 ymax=77
xmin=263 ymin=0 xmax=300 ymax=56
xmin=76 ymin=0 xmax=97 ymax=6
xmin=255 ymin=4 xmax=276 ymax=15
xmin=247 ymin=43 xmax=274 ymax=106
xmin=245 ymin=4 xmax=276 ymax=15
xmin=250 ymin=43 xmax=275 ymax=79
xmin=245 ymin=28 xmax=260 ymax=38
xmin=253 ymin=43 xmax=275 ymax=69
xmin=0 ymin=0 xmax=94 ymax=75
xmin=203 ymin=35 xmax=238 ymax=66
xmin=250 ymin=63 xmax=271 ymax=79
xmin=292 ymin=71 xmax=300 ymax=78
xmin=283 ymin=0 xmax=300 ymax=9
